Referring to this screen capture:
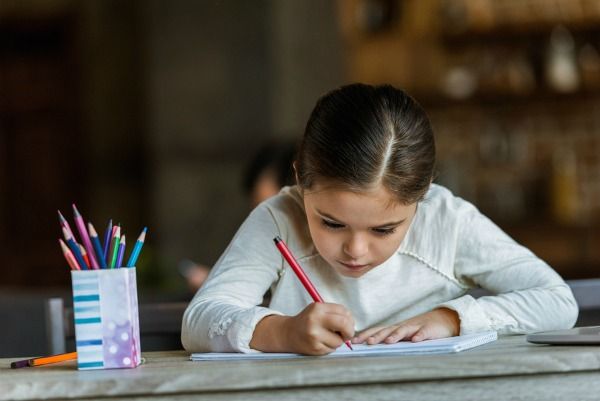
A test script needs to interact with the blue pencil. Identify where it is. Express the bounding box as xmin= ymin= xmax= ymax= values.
xmin=88 ymin=222 xmax=107 ymax=269
xmin=62 ymin=227 xmax=89 ymax=270
xmin=116 ymin=235 xmax=126 ymax=268
xmin=102 ymin=219 xmax=112 ymax=261
xmin=126 ymin=227 xmax=147 ymax=267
